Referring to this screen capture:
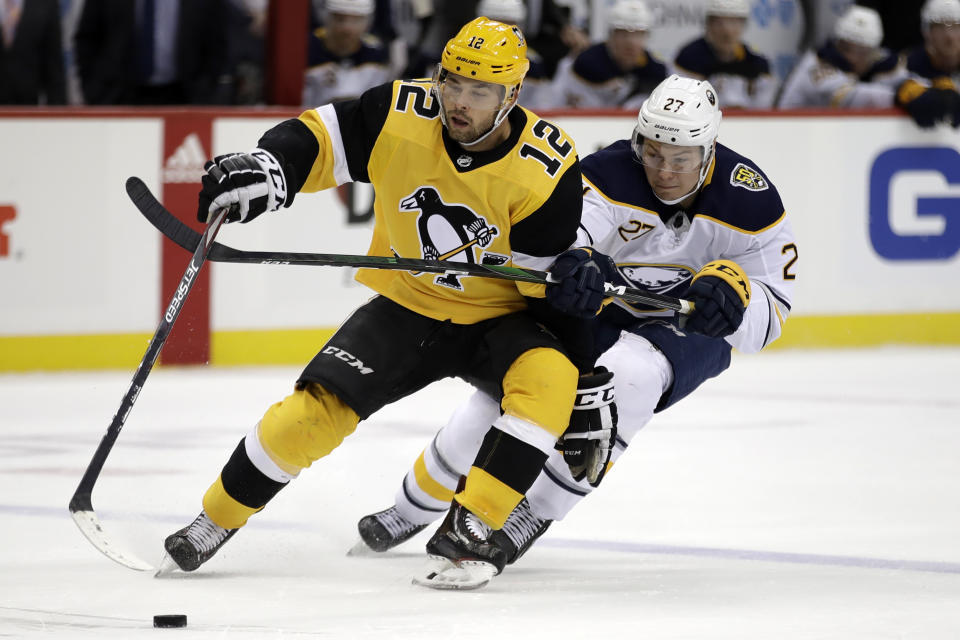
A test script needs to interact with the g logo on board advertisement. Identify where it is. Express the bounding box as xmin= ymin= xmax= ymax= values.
xmin=869 ymin=147 xmax=960 ymax=260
